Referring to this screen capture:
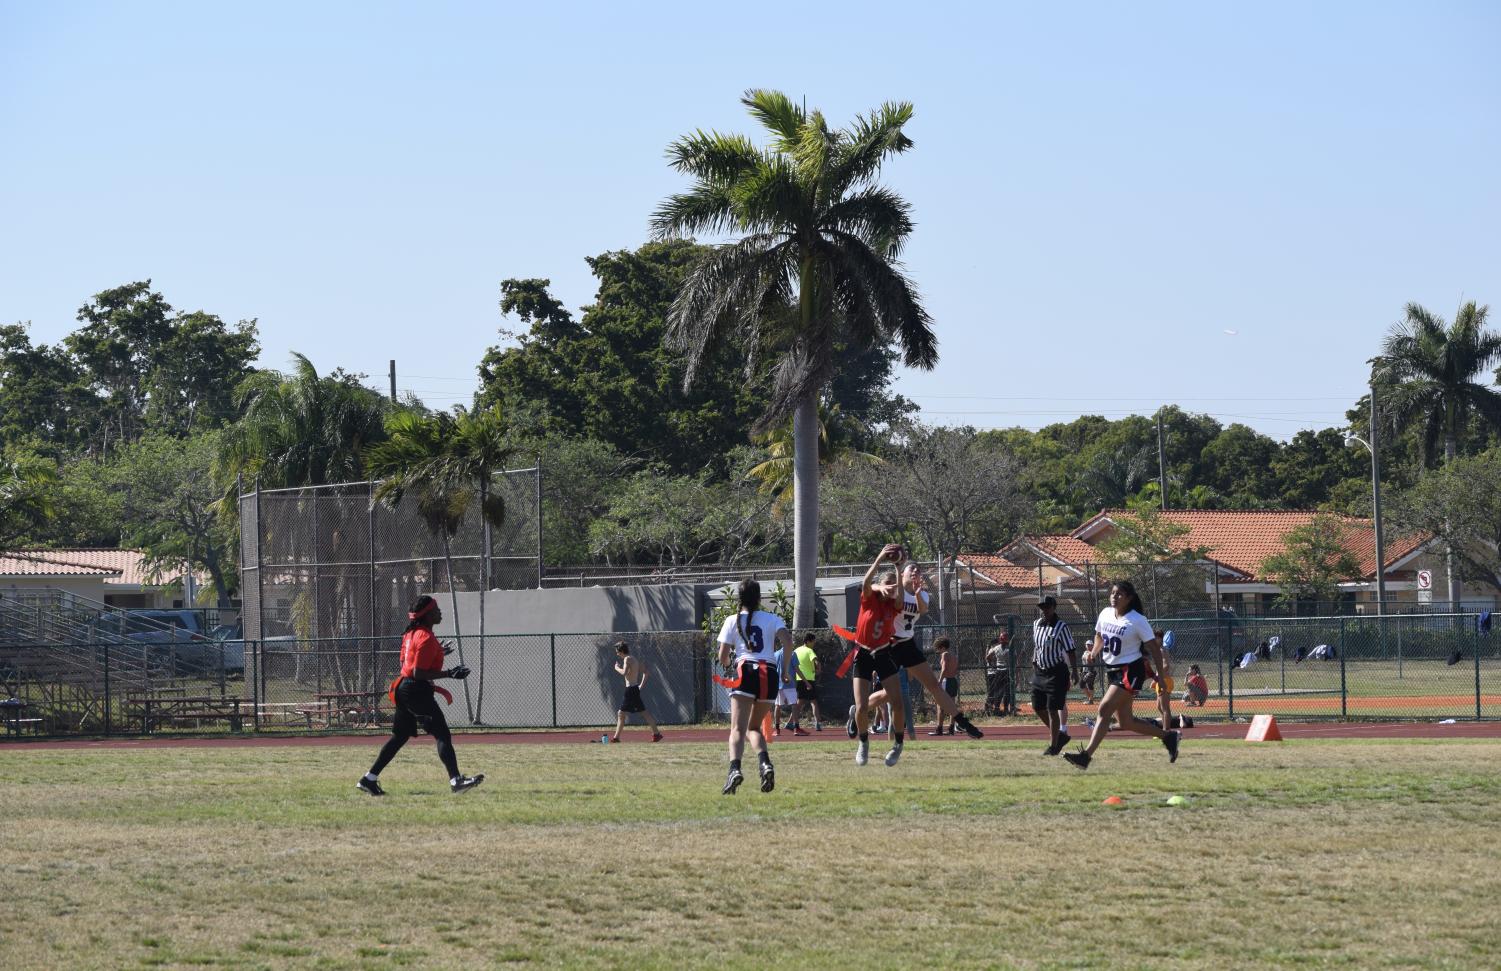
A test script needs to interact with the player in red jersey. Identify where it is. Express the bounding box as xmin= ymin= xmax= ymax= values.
xmin=835 ymin=544 xmax=907 ymax=767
